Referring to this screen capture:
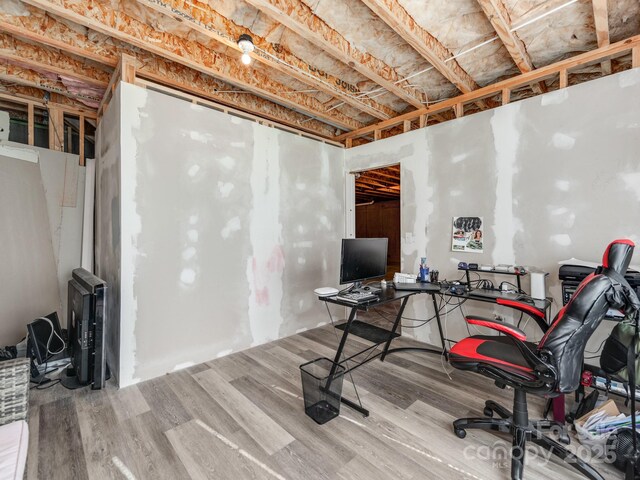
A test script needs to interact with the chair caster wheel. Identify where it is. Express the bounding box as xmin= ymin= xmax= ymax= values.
xmin=454 ymin=428 xmax=467 ymax=439
xmin=558 ymin=432 xmax=571 ymax=445
xmin=483 ymin=407 xmax=493 ymax=418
